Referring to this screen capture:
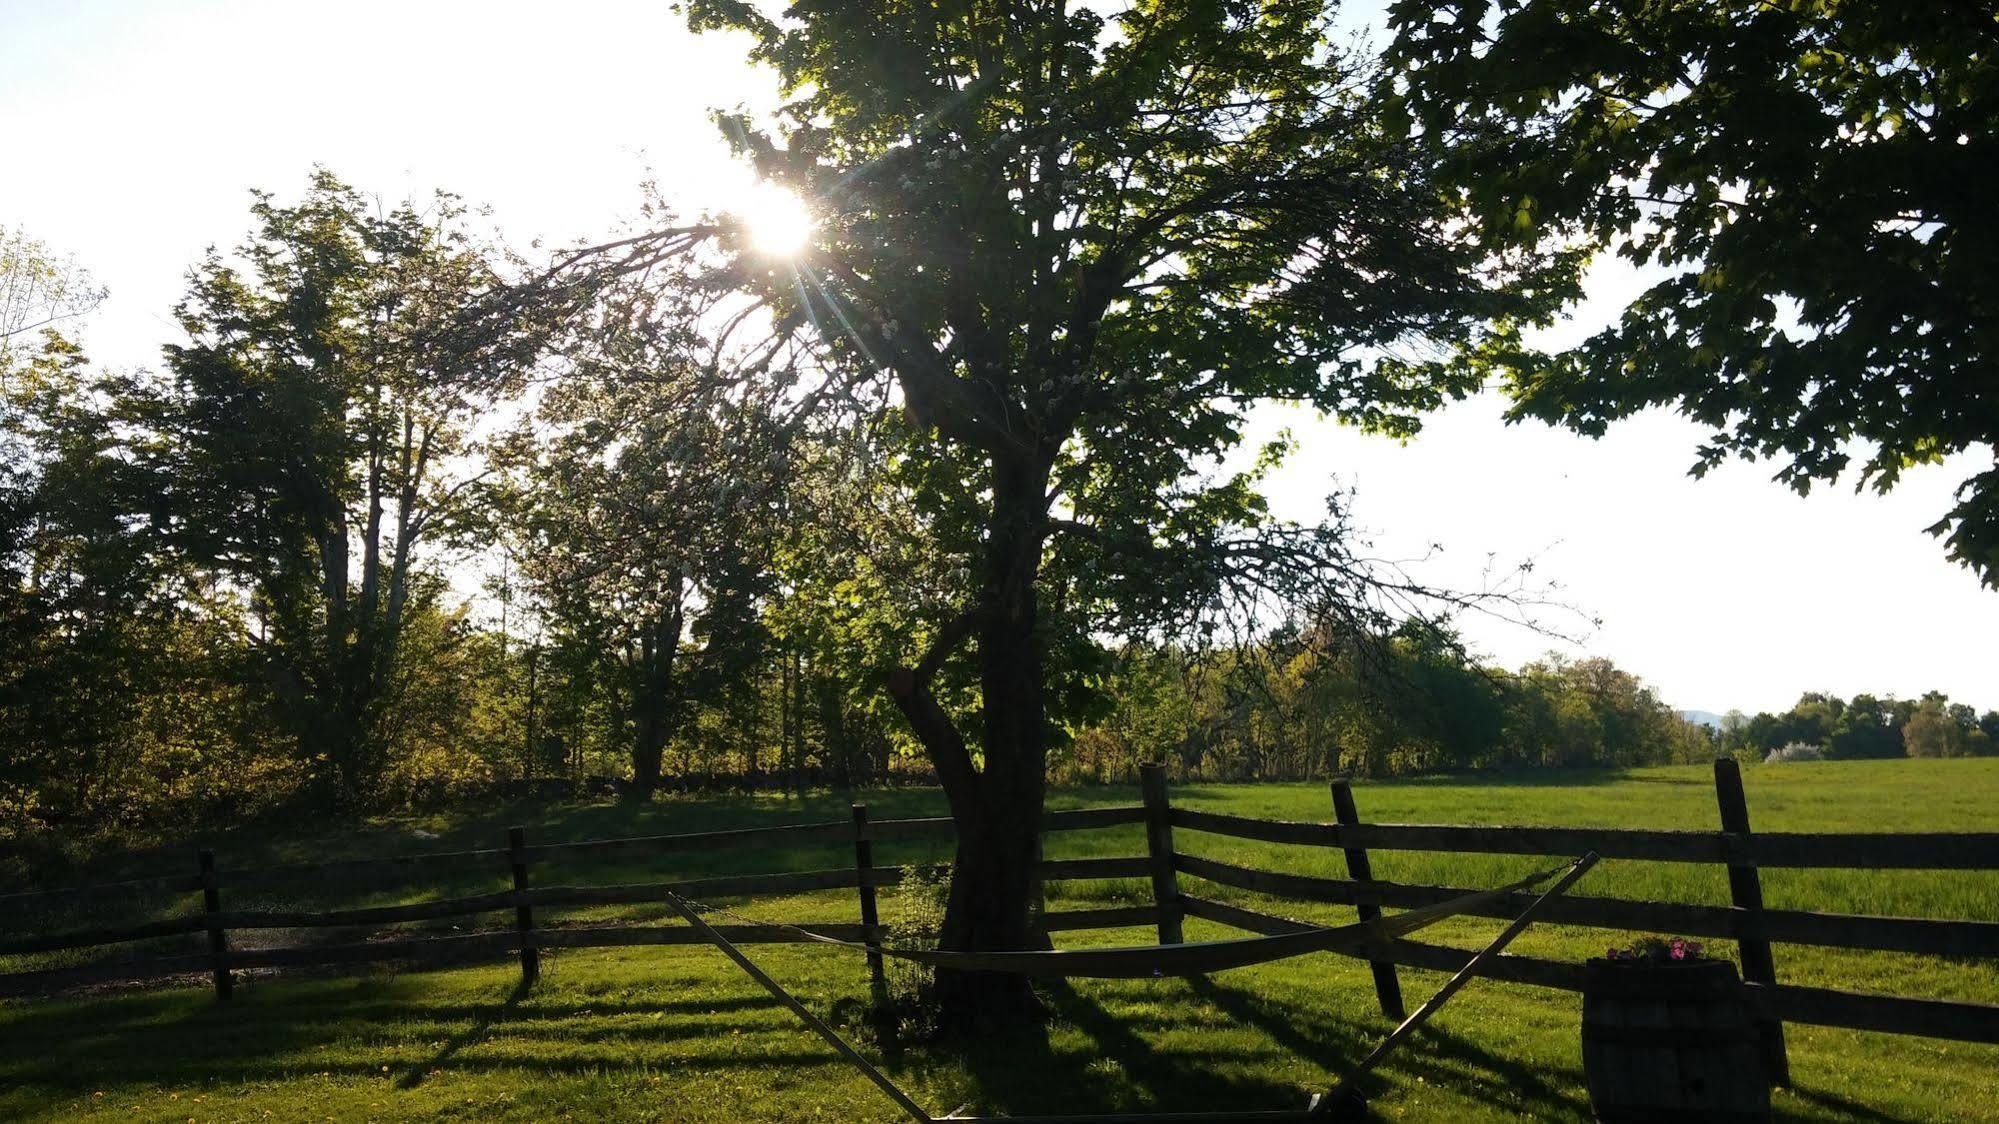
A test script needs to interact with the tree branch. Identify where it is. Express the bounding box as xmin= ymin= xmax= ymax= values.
xmin=885 ymin=606 xmax=984 ymax=808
